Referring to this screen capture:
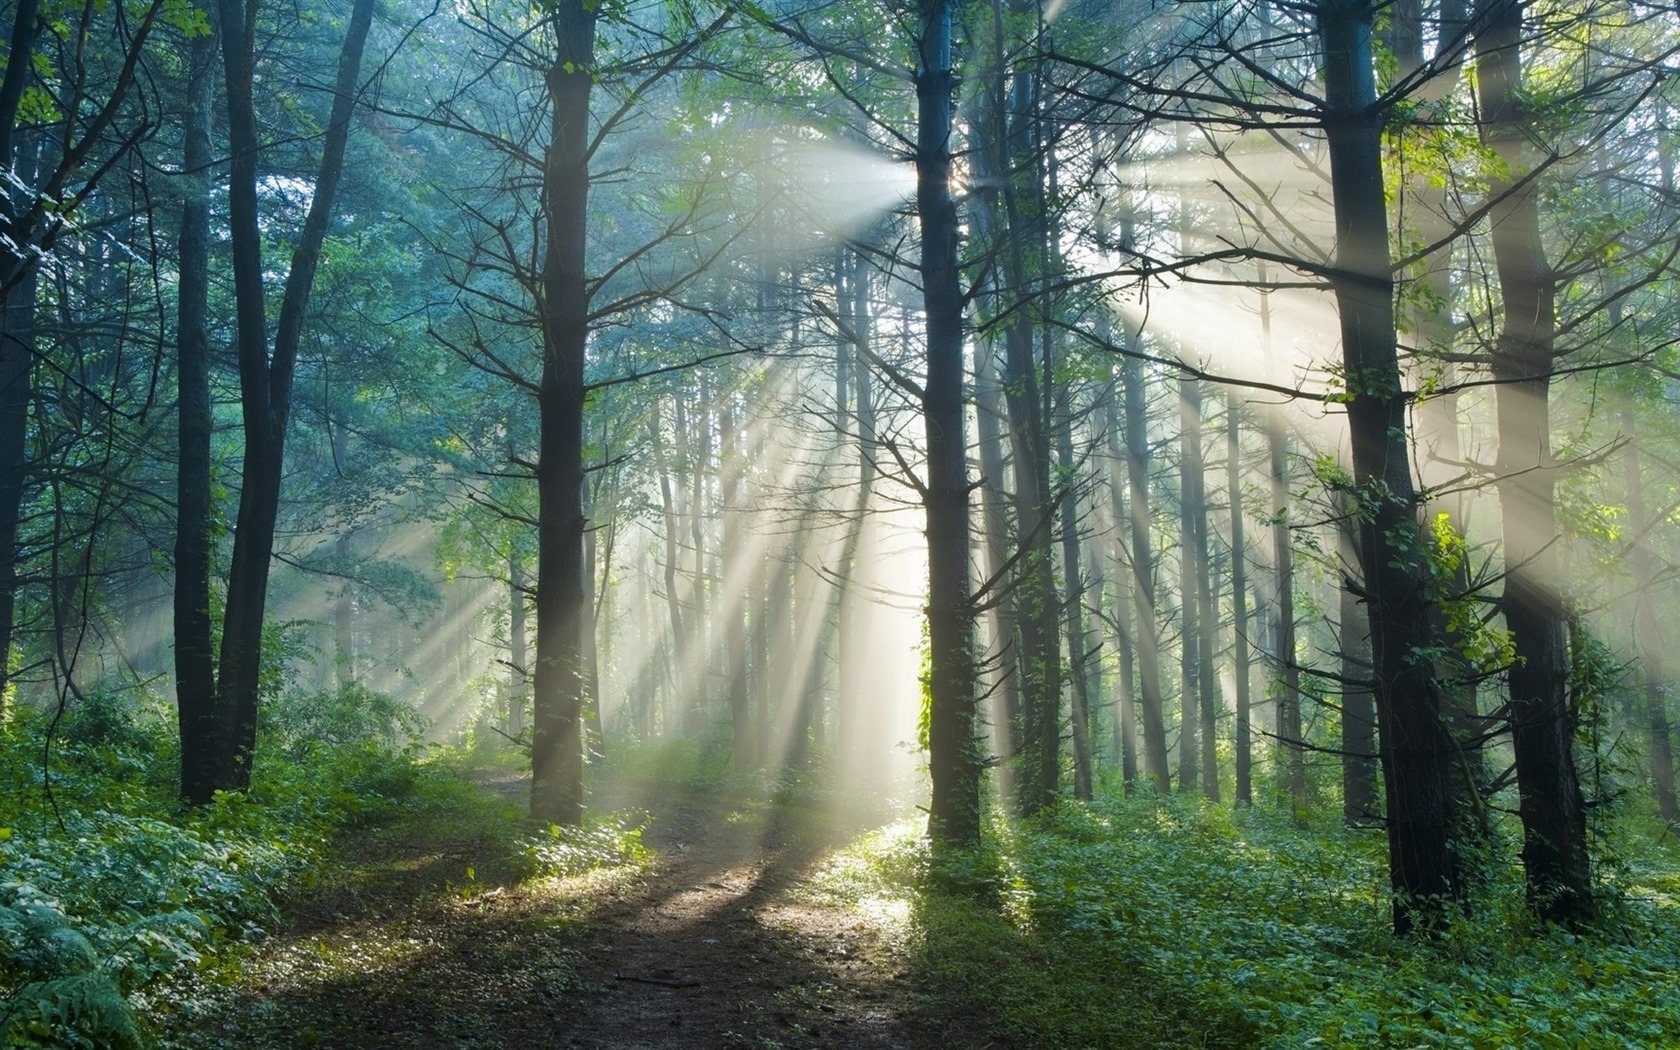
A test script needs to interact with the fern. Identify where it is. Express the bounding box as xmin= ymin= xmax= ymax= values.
xmin=0 ymin=973 xmax=144 ymax=1050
